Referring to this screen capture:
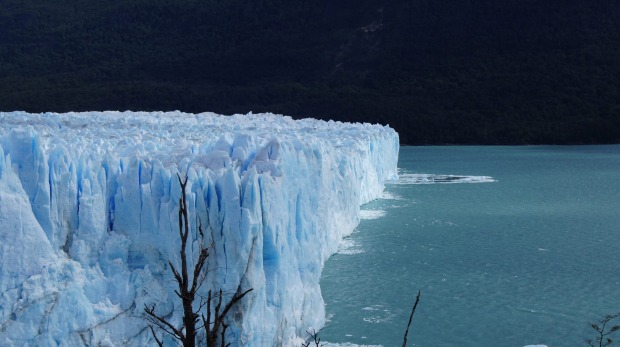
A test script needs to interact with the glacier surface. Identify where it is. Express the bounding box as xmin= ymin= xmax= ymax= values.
xmin=0 ymin=111 xmax=398 ymax=346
